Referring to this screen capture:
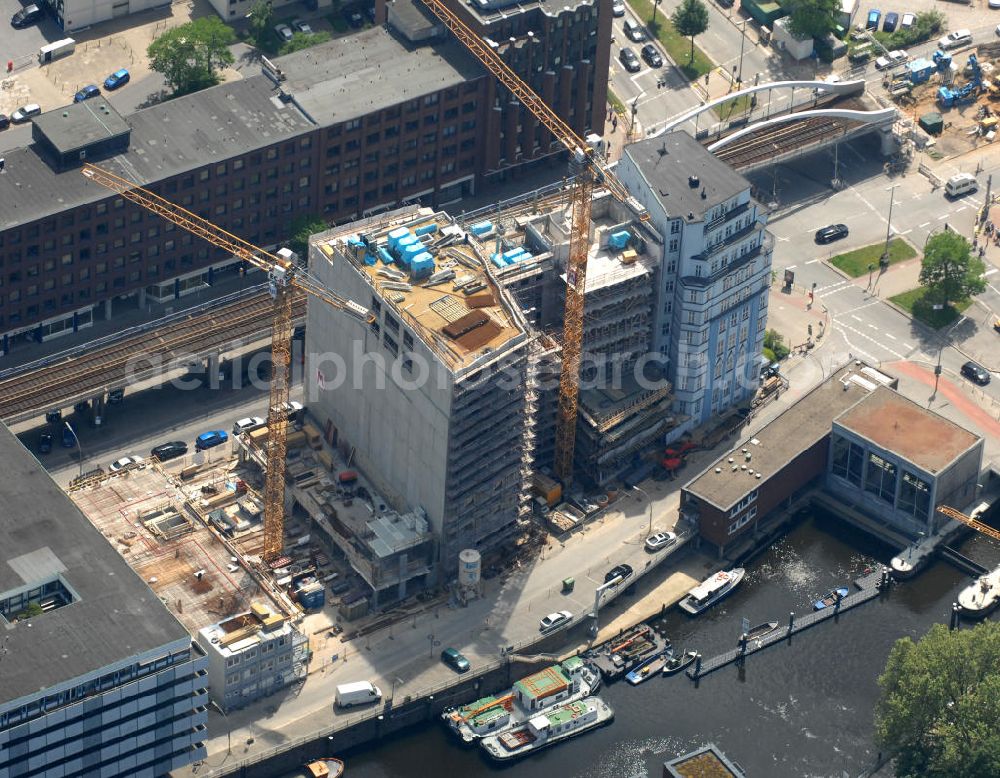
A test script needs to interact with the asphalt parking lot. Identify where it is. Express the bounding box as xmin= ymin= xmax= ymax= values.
xmin=0 ymin=0 xmax=67 ymax=66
